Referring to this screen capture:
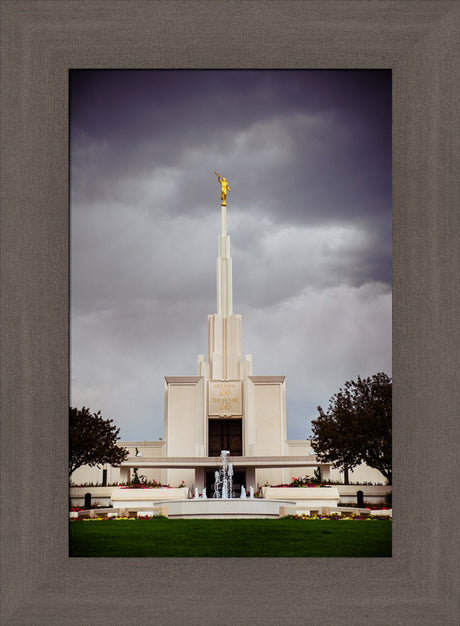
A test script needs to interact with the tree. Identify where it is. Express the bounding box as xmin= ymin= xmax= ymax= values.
xmin=311 ymin=373 xmax=392 ymax=484
xmin=69 ymin=406 xmax=129 ymax=477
